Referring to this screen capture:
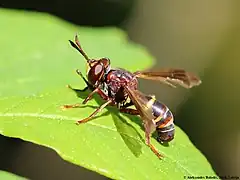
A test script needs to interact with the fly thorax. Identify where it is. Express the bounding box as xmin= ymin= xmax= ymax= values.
xmin=99 ymin=82 xmax=109 ymax=96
